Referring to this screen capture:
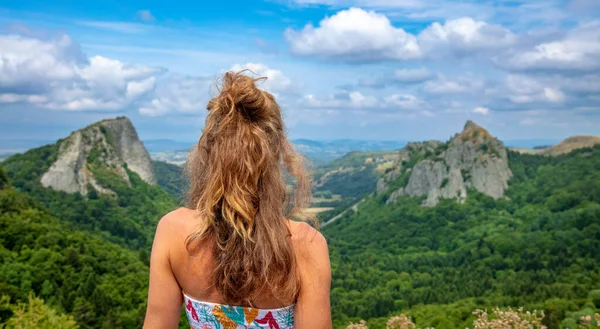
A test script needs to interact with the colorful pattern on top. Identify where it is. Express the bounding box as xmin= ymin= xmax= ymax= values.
xmin=183 ymin=294 xmax=295 ymax=329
